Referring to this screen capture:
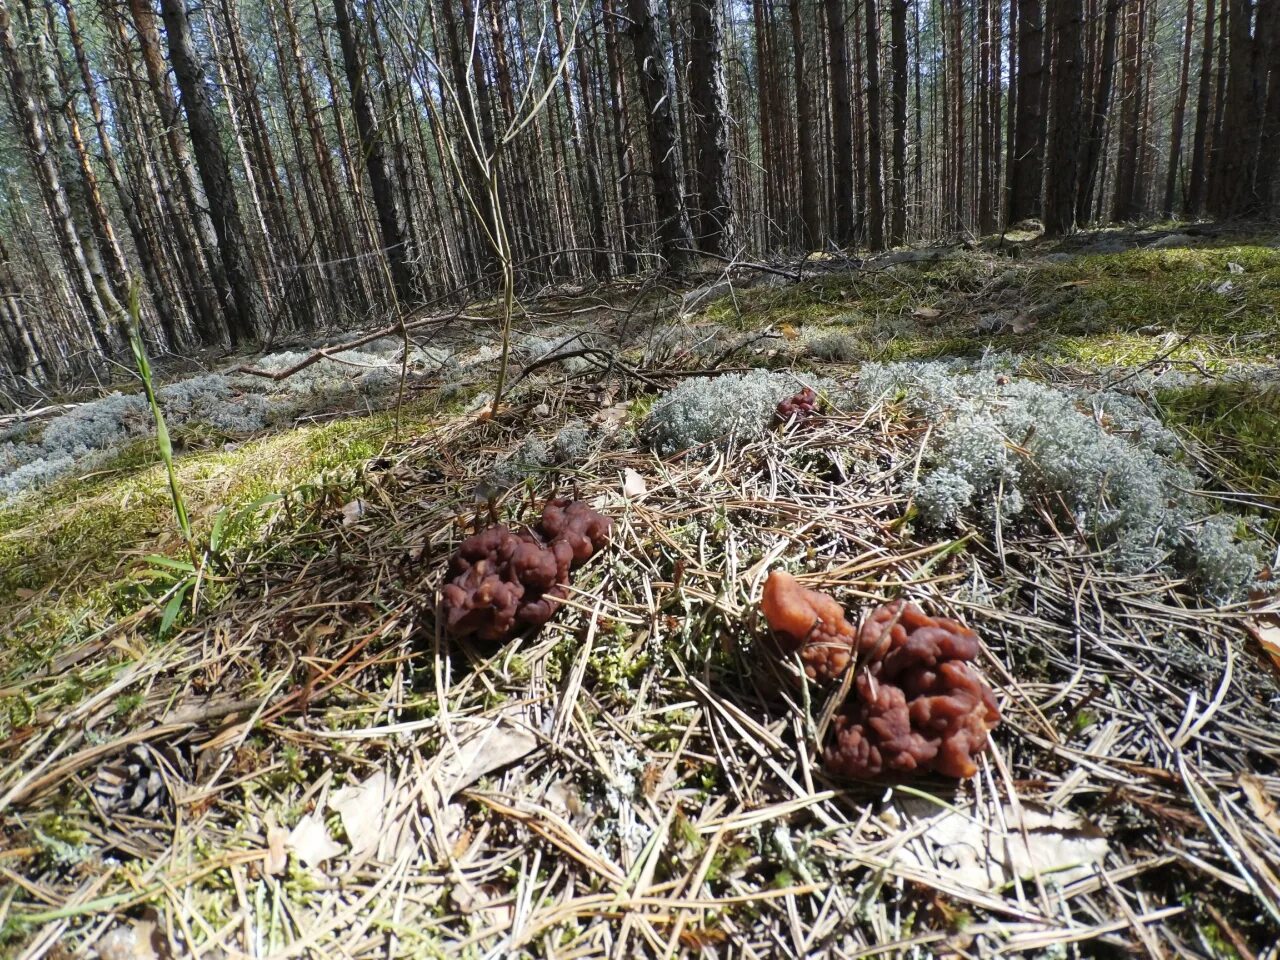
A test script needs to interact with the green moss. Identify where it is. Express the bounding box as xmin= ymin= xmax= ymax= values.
xmin=1032 ymin=245 xmax=1280 ymax=345
xmin=0 ymin=401 xmax=443 ymax=646
xmin=1157 ymin=382 xmax=1280 ymax=533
